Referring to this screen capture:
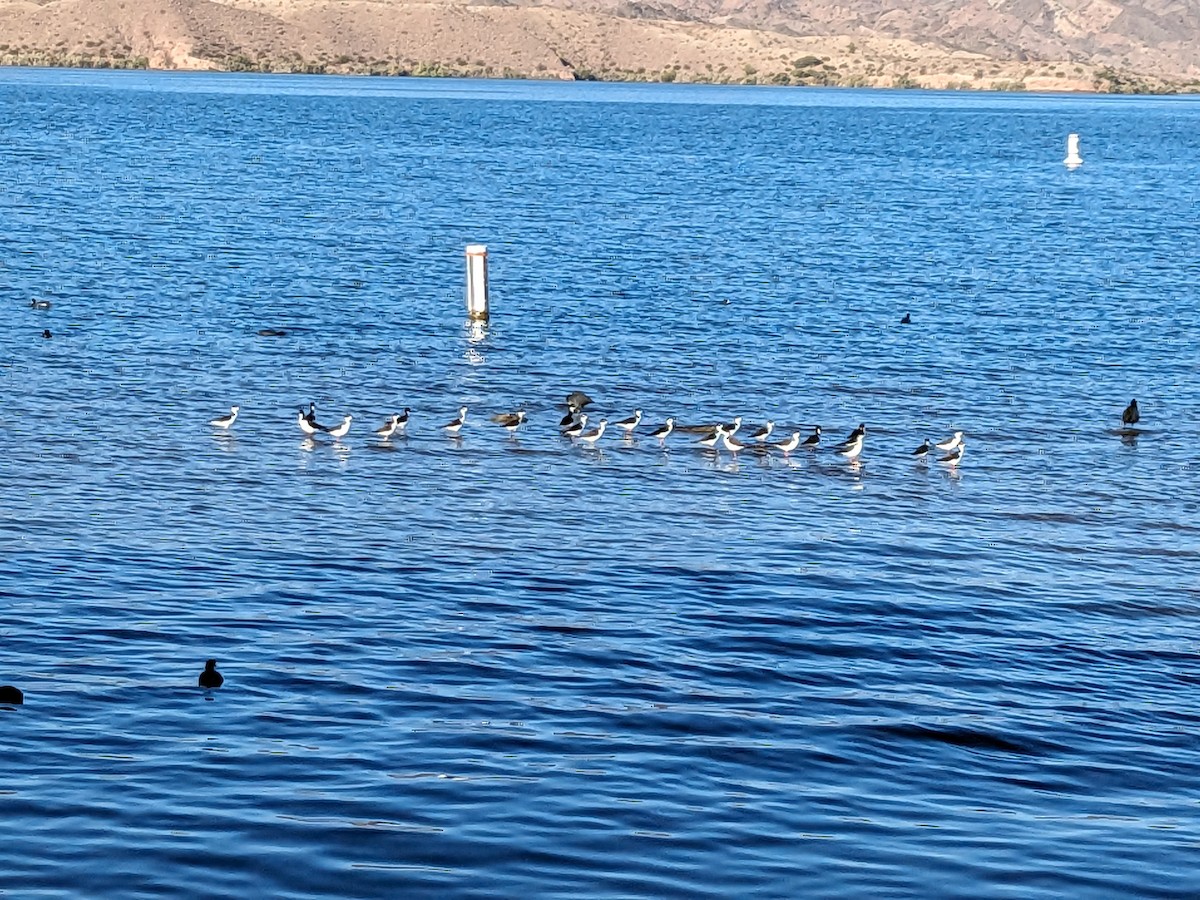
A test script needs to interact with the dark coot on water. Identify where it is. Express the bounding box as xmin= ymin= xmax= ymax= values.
xmin=199 ymin=660 xmax=224 ymax=689
xmin=1122 ymin=399 xmax=1140 ymax=427
xmin=0 ymin=685 xmax=24 ymax=705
